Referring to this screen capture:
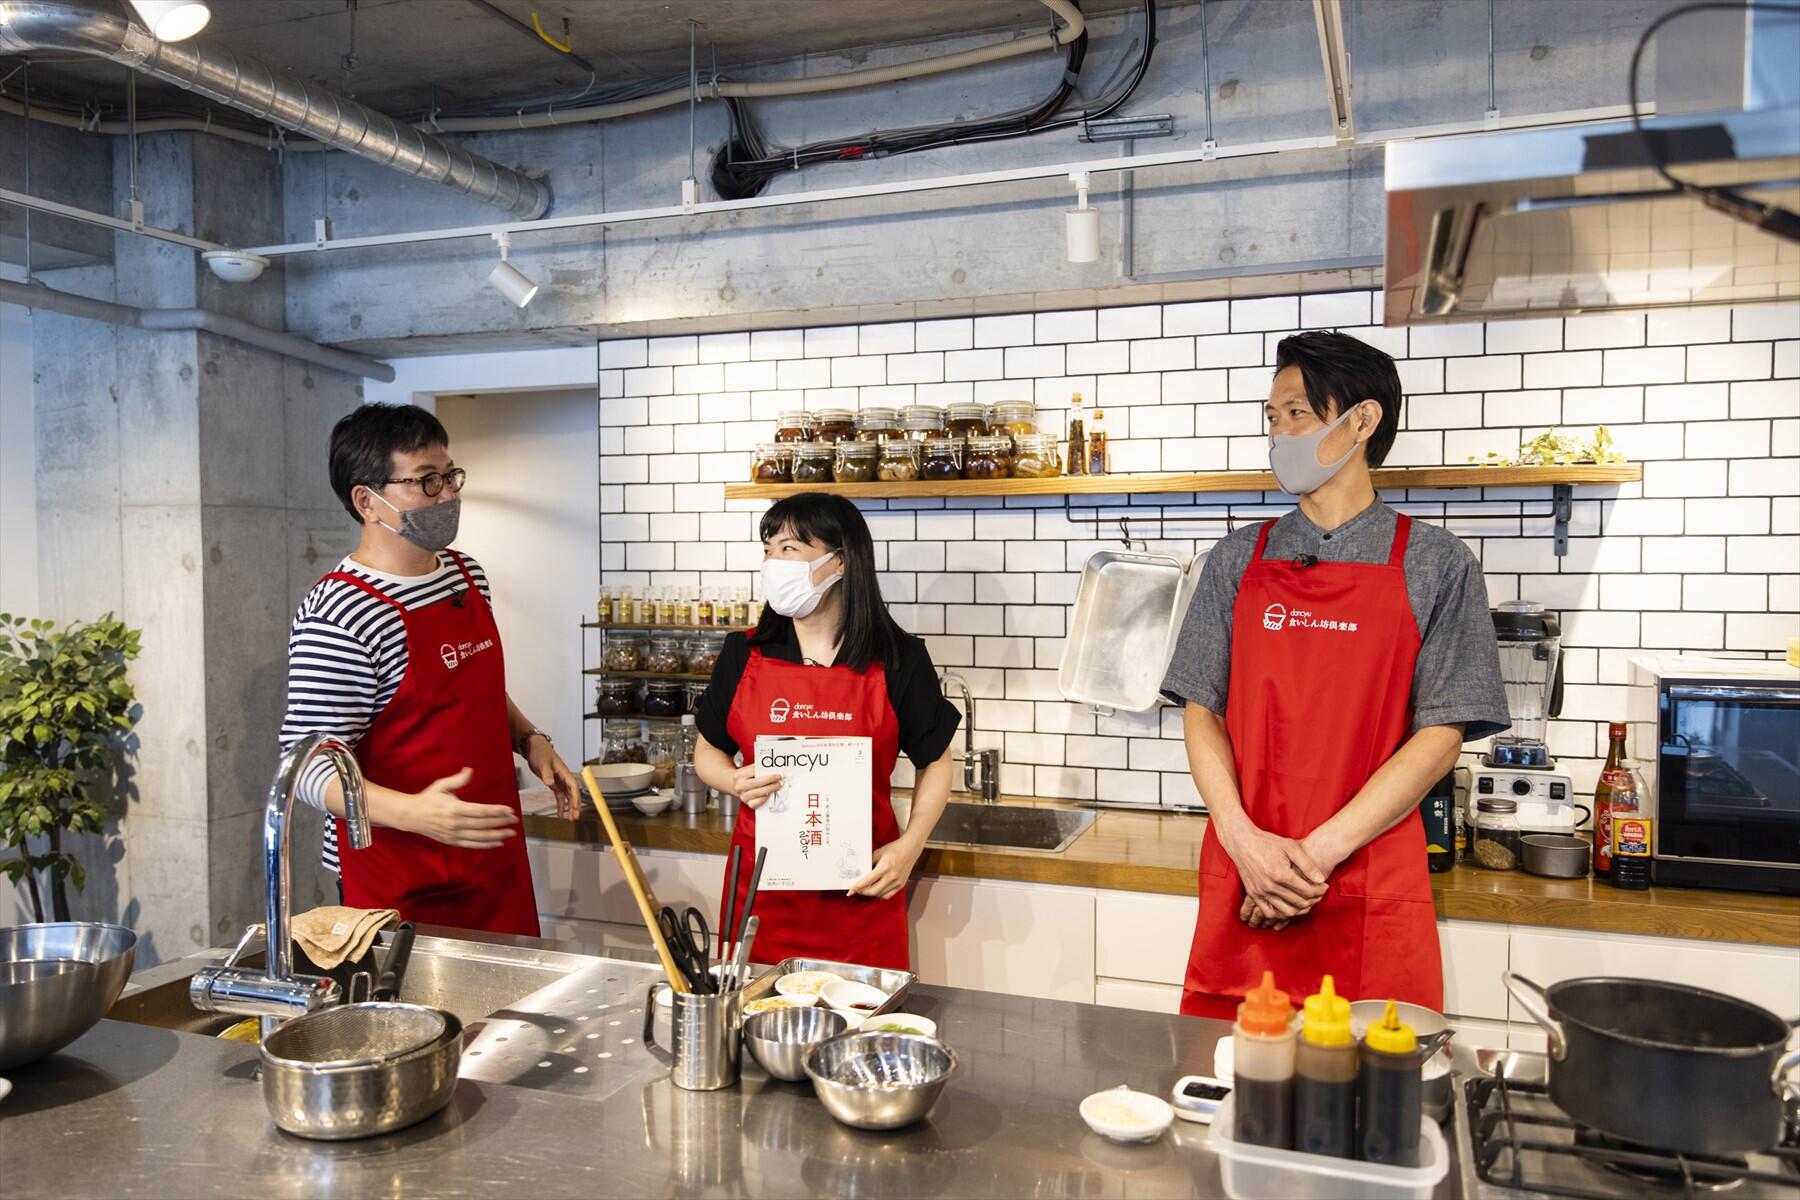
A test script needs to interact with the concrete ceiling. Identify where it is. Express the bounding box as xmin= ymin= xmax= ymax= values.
xmin=9 ymin=0 xmax=1164 ymax=117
